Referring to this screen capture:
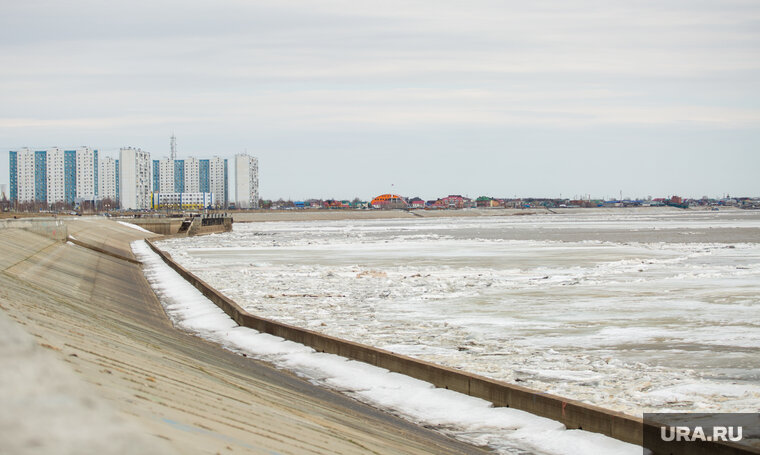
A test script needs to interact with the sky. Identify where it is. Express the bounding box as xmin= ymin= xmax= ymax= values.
xmin=1 ymin=0 xmax=758 ymax=201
